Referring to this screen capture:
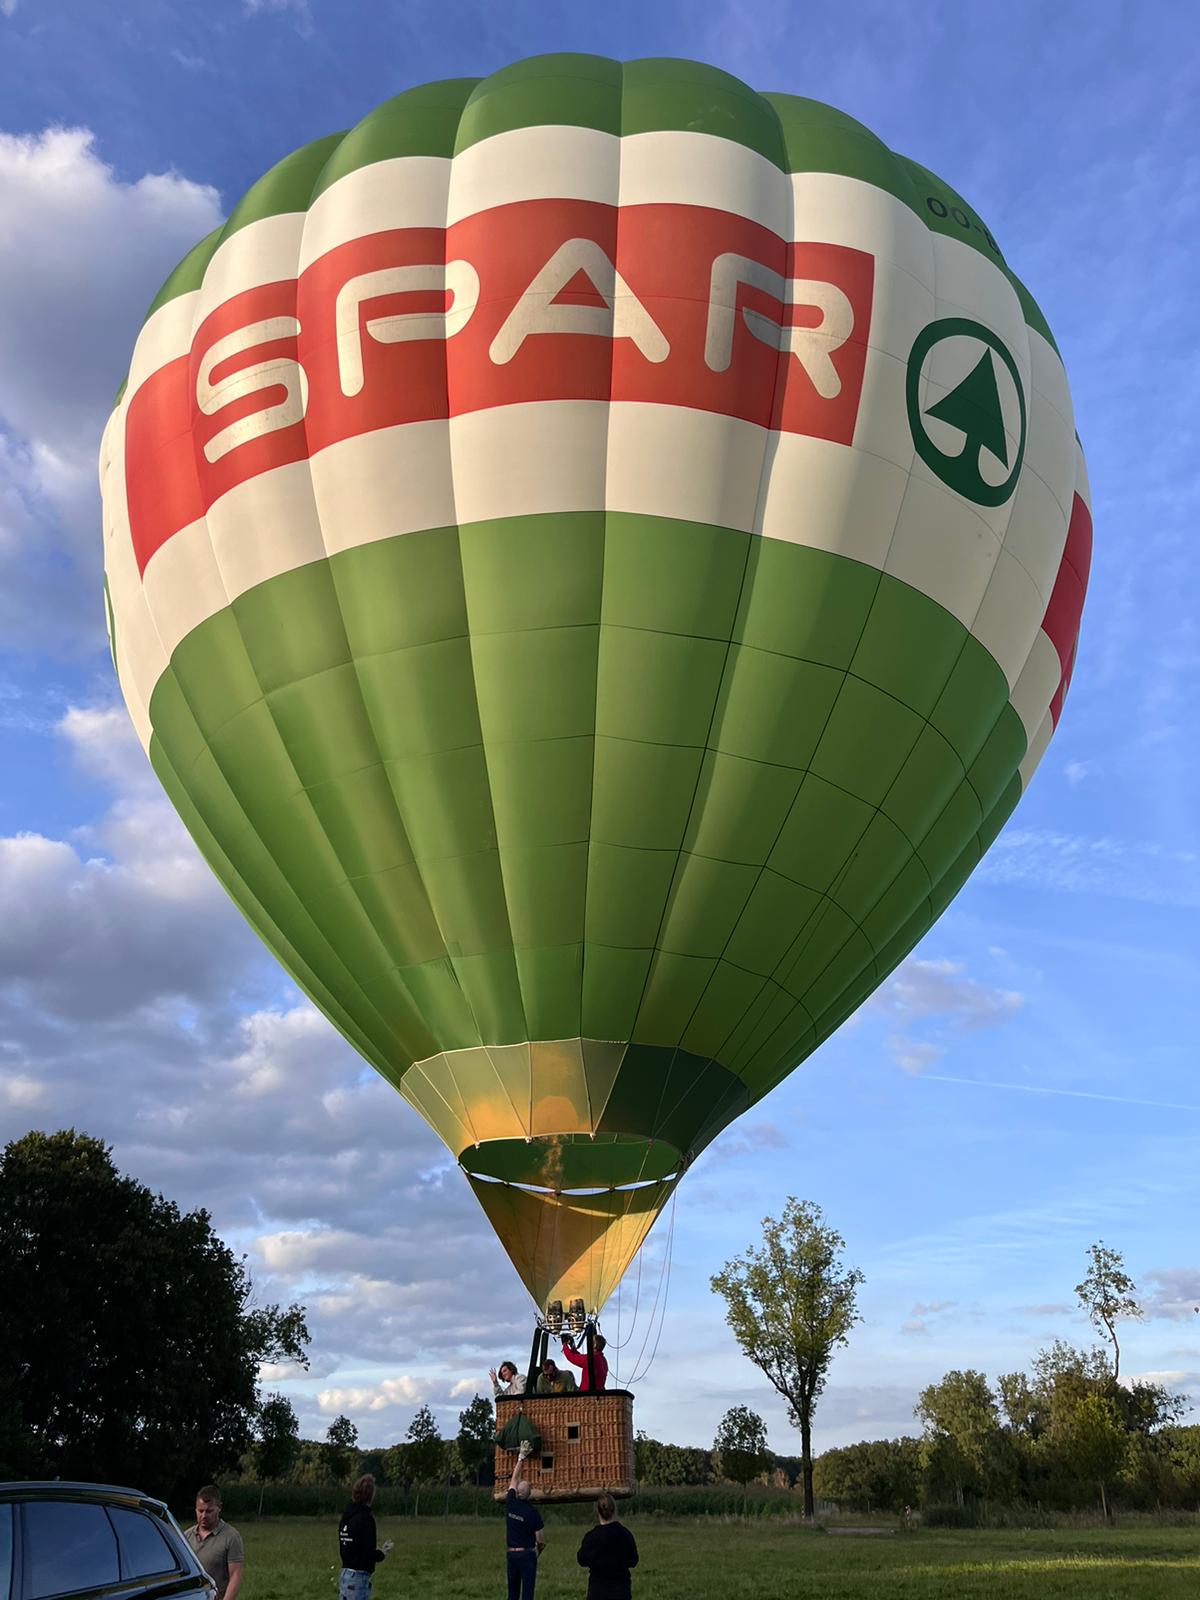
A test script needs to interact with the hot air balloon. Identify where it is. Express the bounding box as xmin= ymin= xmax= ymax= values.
xmin=100 ymin=55 xmax=1090 ymax=1379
